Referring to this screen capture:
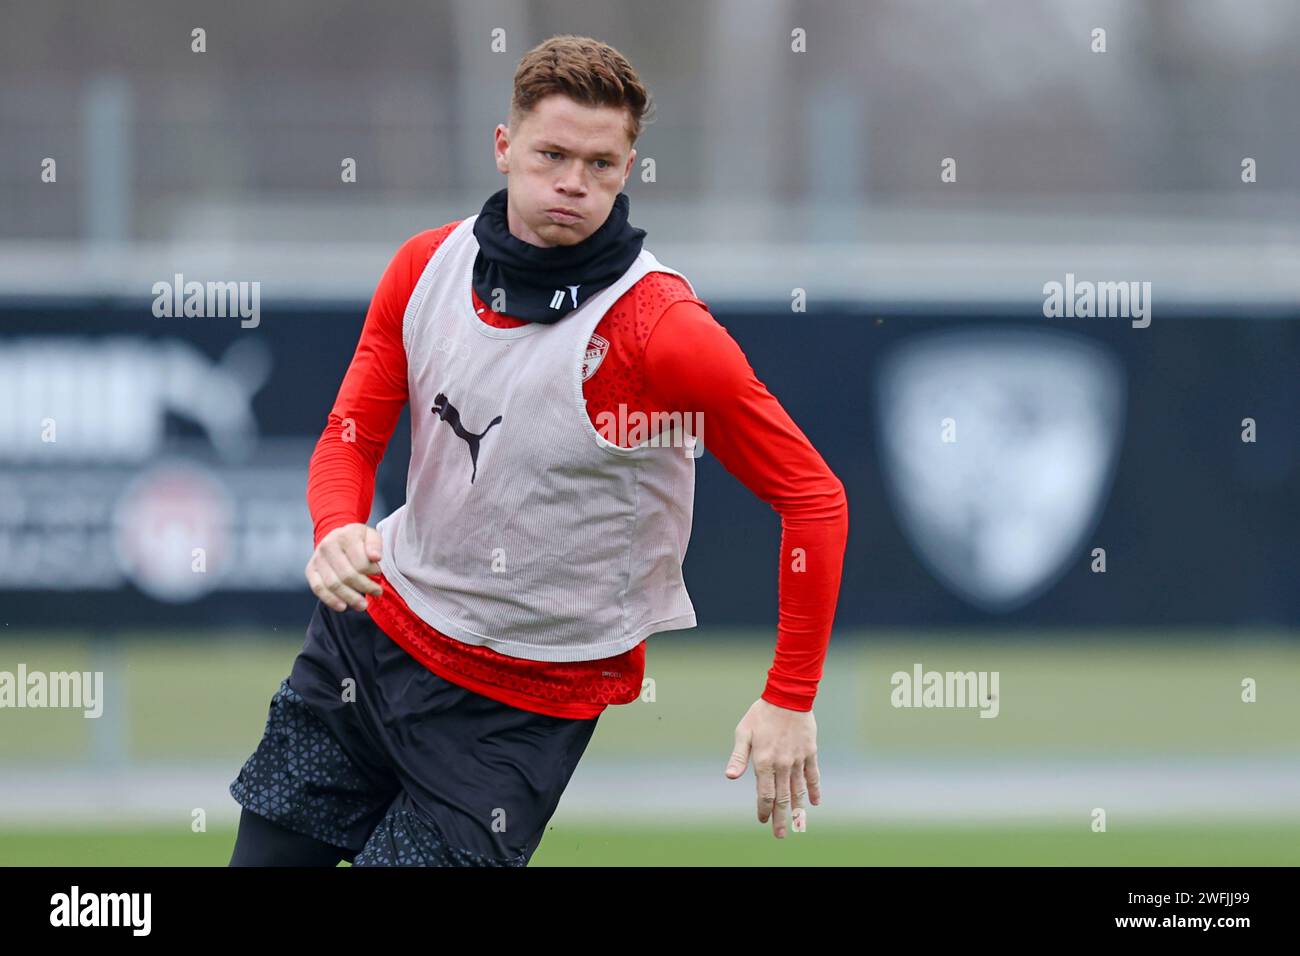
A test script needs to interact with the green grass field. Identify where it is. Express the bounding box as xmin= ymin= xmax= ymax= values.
xmin=2 ymin=629 xmax=1297 ymax=865
xmin=4 ymin=628 xmax=1298 ymax=761
xmin=3 ymin=823 xmax=1297 ymax=866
